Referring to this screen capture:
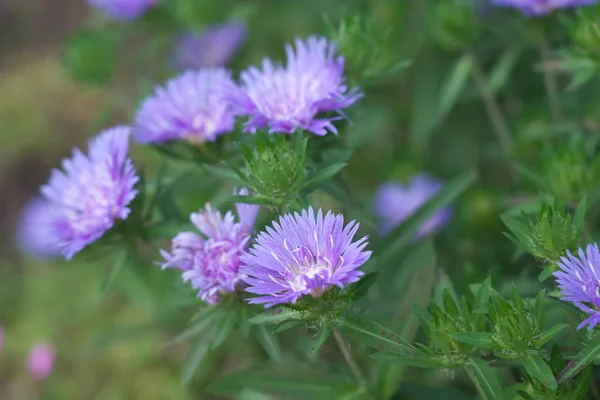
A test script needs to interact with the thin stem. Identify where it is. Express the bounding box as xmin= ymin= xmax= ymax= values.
xmin=467 ymin=50 xmax=513 ymax=154
xmin=332 ymin=328 xmax=367 ymax=386
xmin=540 ymin=38 xmax=563 ymax=123
xmin=463 ymin=364 xmax=489 ymax=400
